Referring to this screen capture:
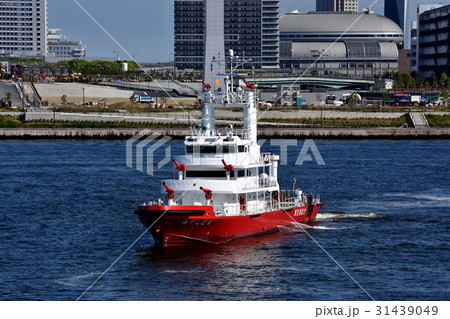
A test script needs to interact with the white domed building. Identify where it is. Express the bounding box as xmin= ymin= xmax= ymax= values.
xmin=280 ymin=10 xmax=404 ymax=76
